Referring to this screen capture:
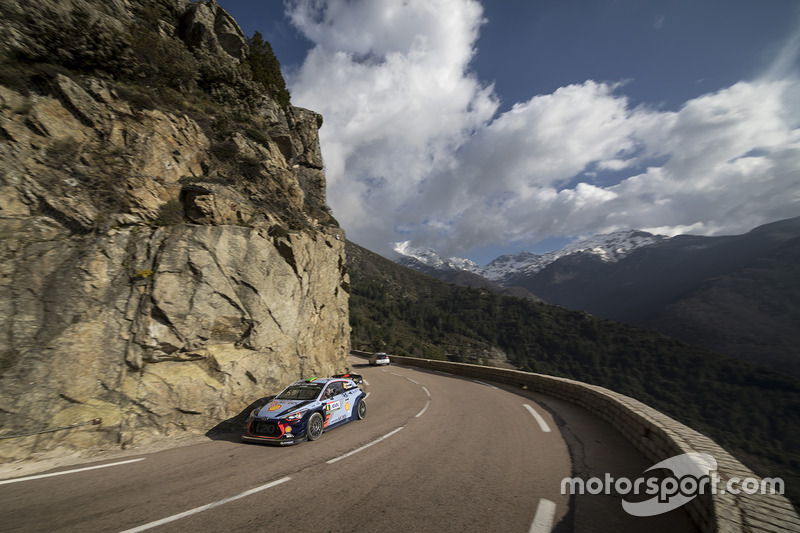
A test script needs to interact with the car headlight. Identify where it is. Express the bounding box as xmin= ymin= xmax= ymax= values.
xmin=248 ymin=408 xmax=261 ymax=421
xmin=283 ymin=410 xmax=307 ymax=423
